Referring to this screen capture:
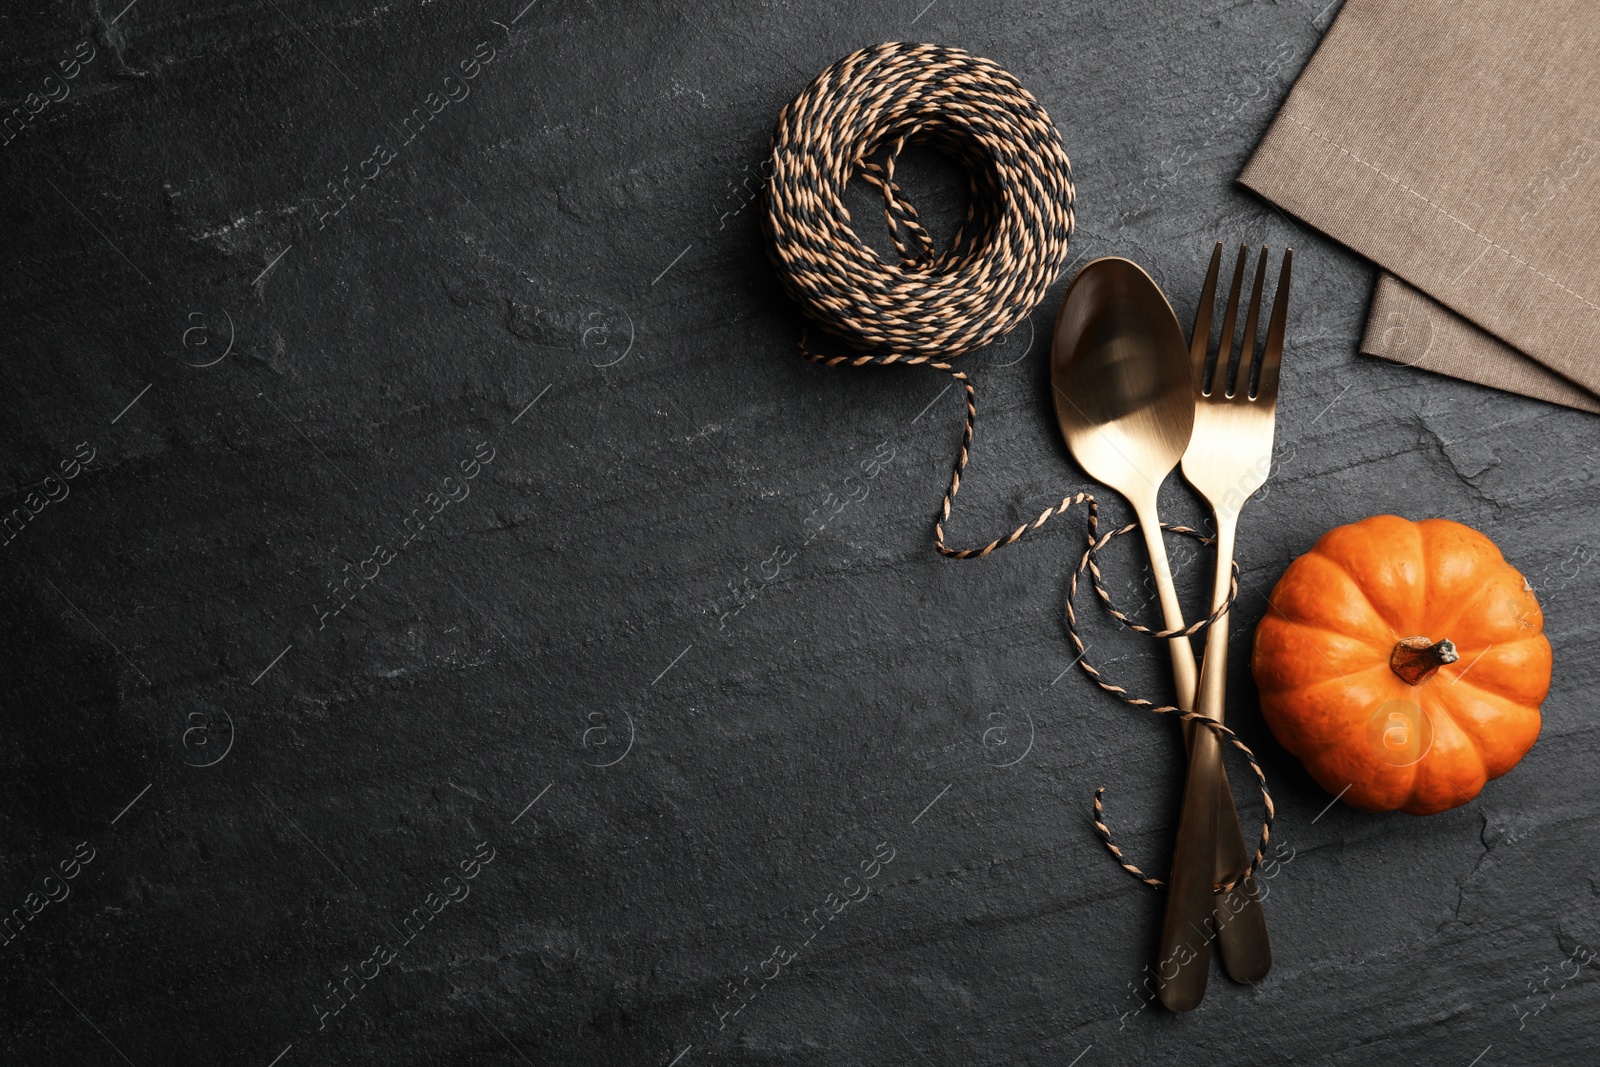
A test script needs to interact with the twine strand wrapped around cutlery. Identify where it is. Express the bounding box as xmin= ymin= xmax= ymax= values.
xmin=766 ymin=42 xmax=1277 ymax=895
xmin=1066 ymin=518 xmax=1276 ymax=896
xmin=800 ymin=325 xmax=1279 ymax=892
xmin=789 ymin=292 xmax=1283 ymax=896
